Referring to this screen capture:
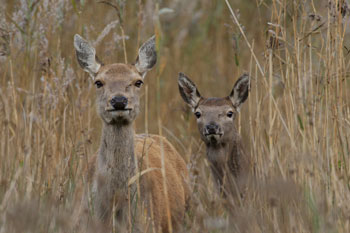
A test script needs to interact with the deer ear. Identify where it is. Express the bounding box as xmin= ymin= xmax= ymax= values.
xmin=134 ymin=35 xmax=157 ymax=79
xmin=229 ymin=74 xmax=250 ymax=111
xmin=178 ymin=73 xmax=201 ymax=110
xmin=74 ymin=34 xmax=102 ymax=79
